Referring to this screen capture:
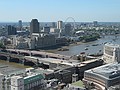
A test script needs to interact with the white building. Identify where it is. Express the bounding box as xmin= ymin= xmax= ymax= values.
xmin=10 ymin=68 xmax=46 ymax=90
xmin=50 ymin=28 xmax=60 ymax=33
xmin=16 ymin=37 xmax=29 ymax=49
xmin=0 ymin=74 xmax=4 ymax=90
xmin=57 ymin=21 xmax=63 ymax=30
xmin=103 ymin=43 xmax=120 ymax=63
xmin=11 ymin=76 xmax=24 ymax=90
